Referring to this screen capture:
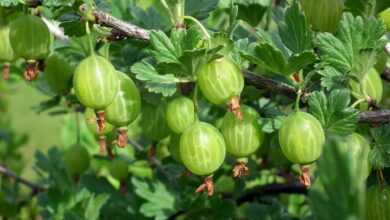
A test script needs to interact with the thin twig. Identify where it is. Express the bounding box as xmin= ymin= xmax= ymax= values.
xmin=0 ymin=165 xmax=46 ymax=193
xmin=244 ymin=71 xmax=297 ymax=99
